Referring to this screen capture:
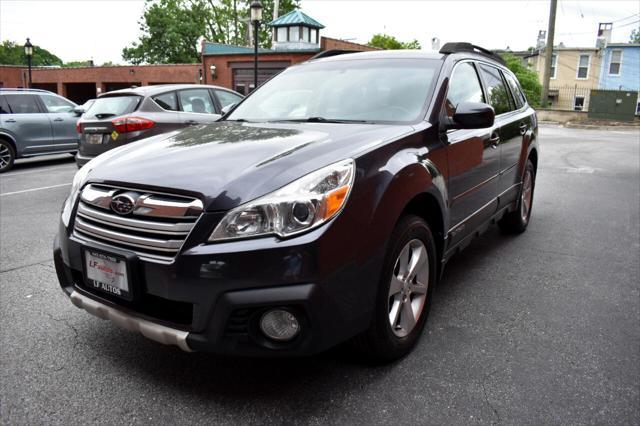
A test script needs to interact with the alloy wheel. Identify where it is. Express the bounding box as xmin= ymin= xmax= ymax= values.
xmin=521 ymin=169 xmax=533 ymax=223
xmin=0 ymin=144 xmax=11 ymax=170
xmin=388 ymin=239 xmax=429 ymax=337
